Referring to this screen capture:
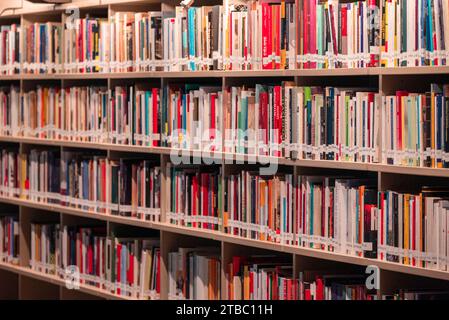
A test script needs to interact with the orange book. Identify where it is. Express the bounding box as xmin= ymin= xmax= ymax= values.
xmin=243 ymin=265 xmax=250 ymax=300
